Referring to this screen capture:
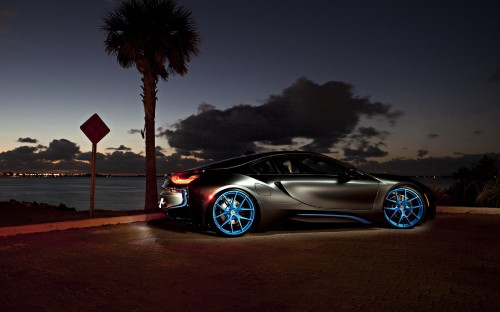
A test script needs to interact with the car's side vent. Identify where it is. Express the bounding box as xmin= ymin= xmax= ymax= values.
xmin=274 ymin=182 xmax=291 ymax=196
